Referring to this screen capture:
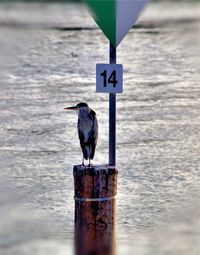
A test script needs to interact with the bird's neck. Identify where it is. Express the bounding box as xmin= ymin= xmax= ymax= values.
xmin=78 ymin=107 xmax=90 ymax=119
